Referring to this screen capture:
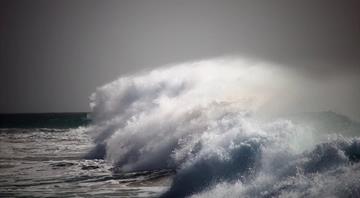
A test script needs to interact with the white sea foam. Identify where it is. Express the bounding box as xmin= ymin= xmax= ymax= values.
xmin=85 ymin=57 xmax=360 ymax=197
